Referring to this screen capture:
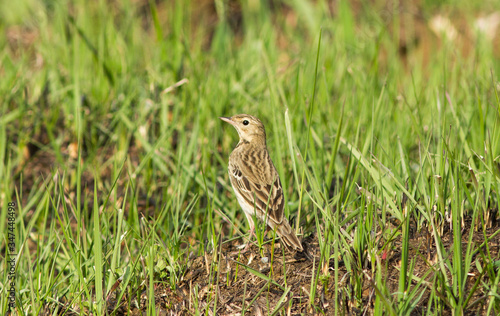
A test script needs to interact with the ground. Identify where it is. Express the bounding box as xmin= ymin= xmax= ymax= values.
xmin=88 ymin=217 xmax=499 ymax=315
